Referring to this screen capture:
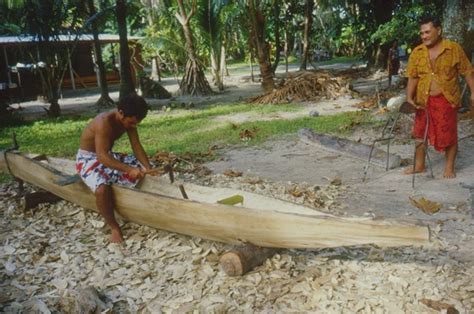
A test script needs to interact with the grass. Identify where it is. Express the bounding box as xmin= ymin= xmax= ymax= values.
xmin=0 ymin=173 xmax=12 ymax=184
xmin=0 ymin=103 xmax=374 ymax=161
